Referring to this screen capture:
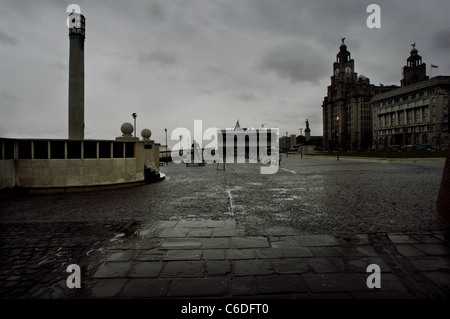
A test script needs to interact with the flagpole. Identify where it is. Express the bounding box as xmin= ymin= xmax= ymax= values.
xmin=430 ymin=64 xmax=439 ymax=78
